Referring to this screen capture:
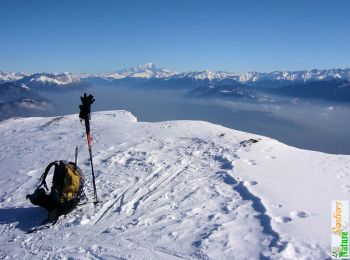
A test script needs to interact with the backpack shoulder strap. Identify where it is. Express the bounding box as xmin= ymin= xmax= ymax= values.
xmin=38 ymin=161 xmax=58 ymax=191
